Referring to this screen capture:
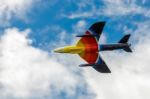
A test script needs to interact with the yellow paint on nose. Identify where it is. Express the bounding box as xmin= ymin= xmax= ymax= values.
xmin=54 ymin=45 xmax=84 ymax=54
